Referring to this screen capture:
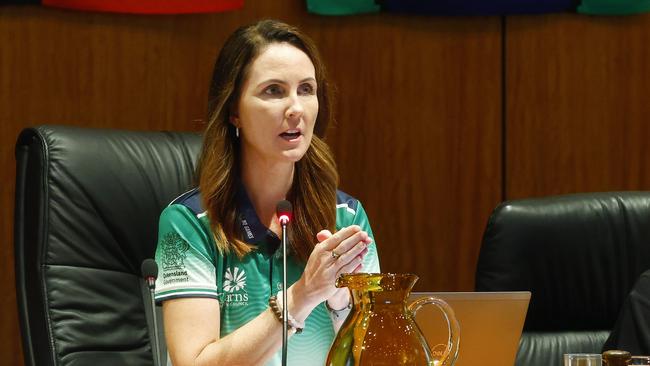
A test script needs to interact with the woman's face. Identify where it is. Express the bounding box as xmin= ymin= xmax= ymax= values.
xmin=235 ymin=42 xmax=318 ymax=164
